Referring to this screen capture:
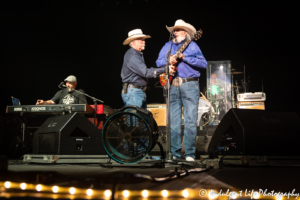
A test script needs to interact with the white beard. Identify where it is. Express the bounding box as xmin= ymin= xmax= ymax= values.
xmin=173 ymin=35 xmax=186 ymax=44
xmin=142 ymin=43 xmax=145 ymax=50
xmin=68 ymin=87 xmax=75 ymax=92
